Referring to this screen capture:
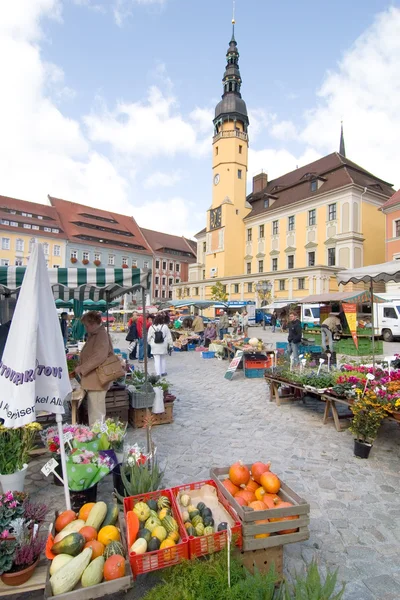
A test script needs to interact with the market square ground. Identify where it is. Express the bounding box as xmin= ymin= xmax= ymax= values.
xmin=11 ymin=327 xmax=400 ymax=600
